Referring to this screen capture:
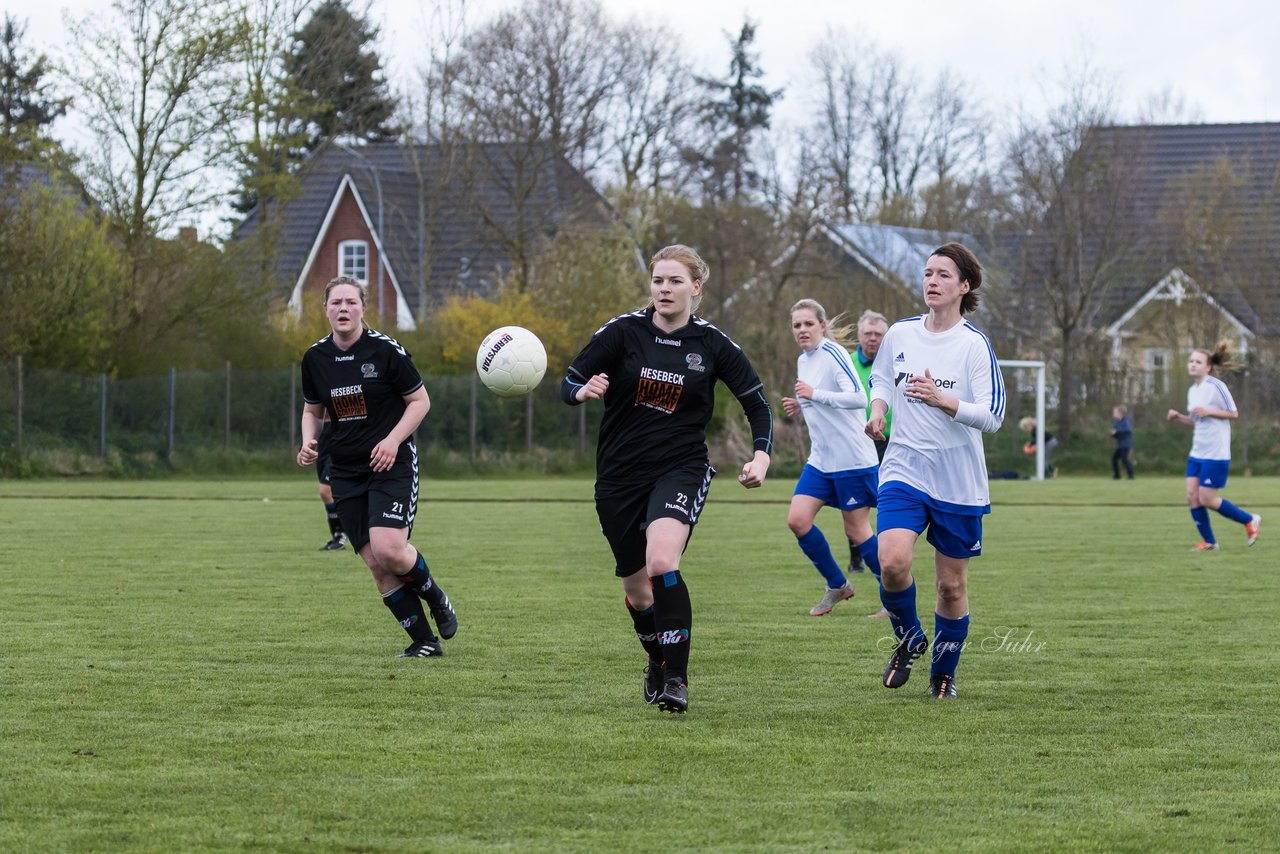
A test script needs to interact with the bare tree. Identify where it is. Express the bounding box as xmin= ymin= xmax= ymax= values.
xmin=63 ymin=0 xmax=242 ymax=256
xmin=802 ymin=30 xmax=989 ymax=229
xmin=995 ymin=56 xmax=1148 ymax=437
xmin=425 ymin=0 xmax=628 ymax=291
xmin=438 ymin=0 xmax=623 ymax=176
xmin=608 ymin=20 xmax=697 ymax=197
